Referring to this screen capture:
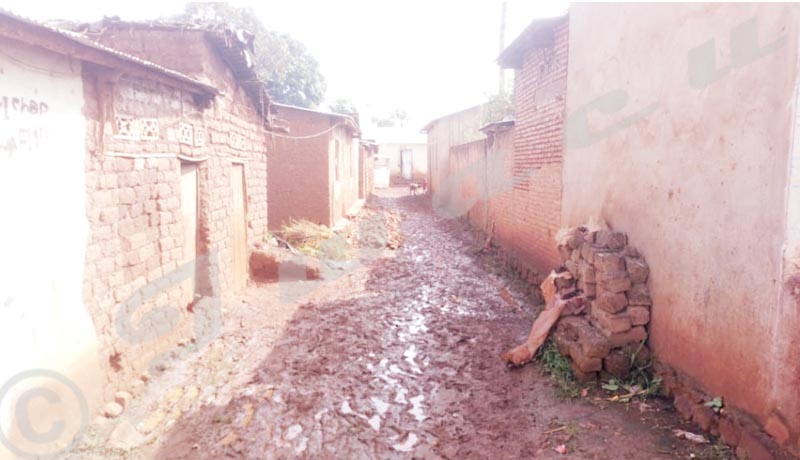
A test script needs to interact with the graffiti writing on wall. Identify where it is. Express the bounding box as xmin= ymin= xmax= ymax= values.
xmin=0 ymin=95 xmax=50 ymax=157
xmin=1 ymin=97 xmax=49 ymax=118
